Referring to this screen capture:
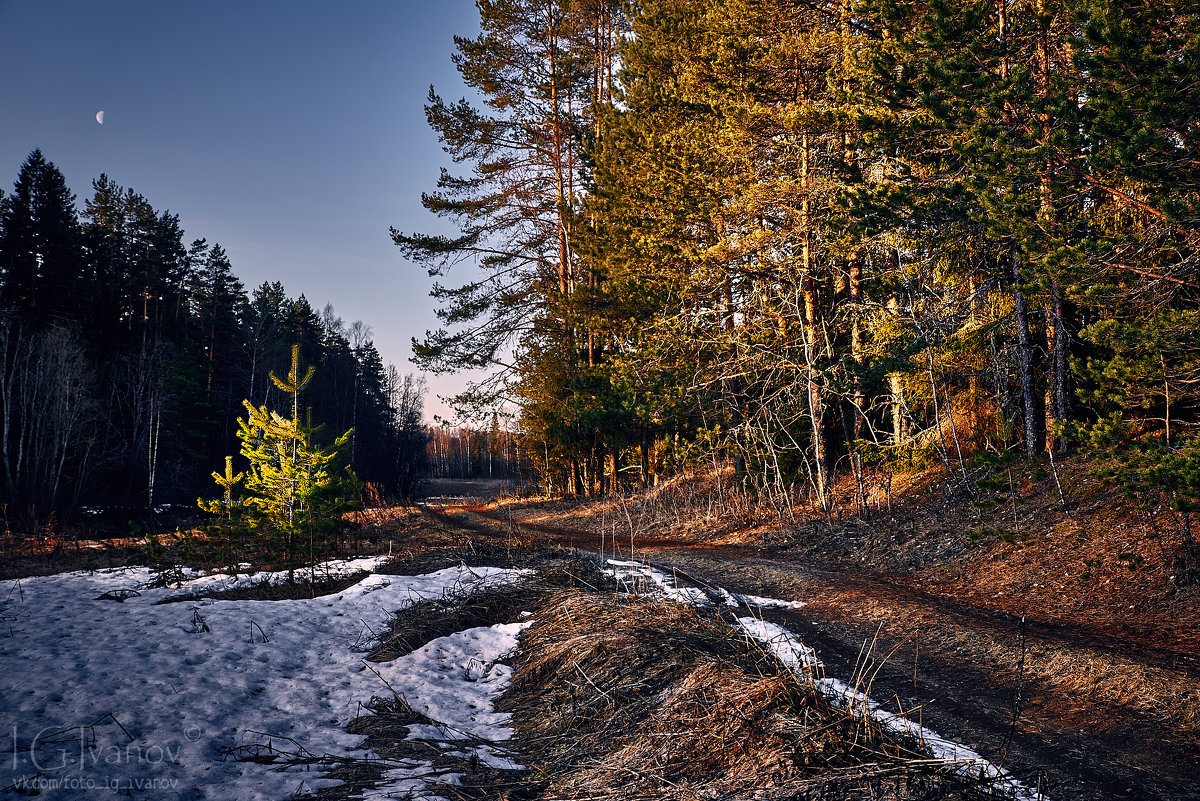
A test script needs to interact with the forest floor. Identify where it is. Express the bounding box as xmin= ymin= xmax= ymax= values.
xmin=2 ymin=455 xmax=1197 ymax=800
xmin=403 ymin=455 xmax=1200 ymax=801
